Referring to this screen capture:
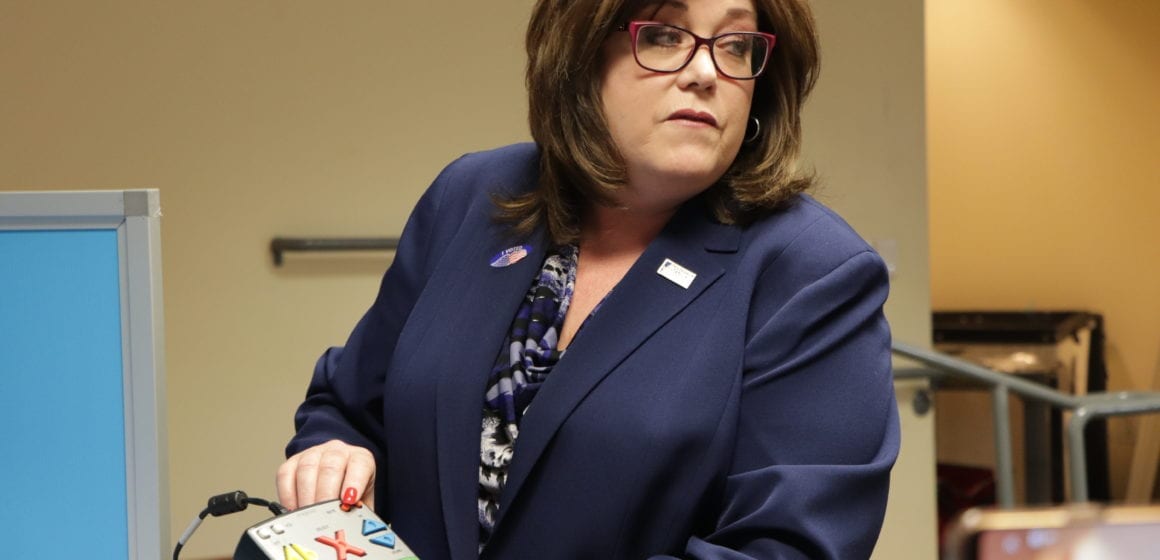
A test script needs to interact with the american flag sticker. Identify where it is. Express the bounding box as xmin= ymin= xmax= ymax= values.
xmin=490 ymin=245 xmax=531 ymax=268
